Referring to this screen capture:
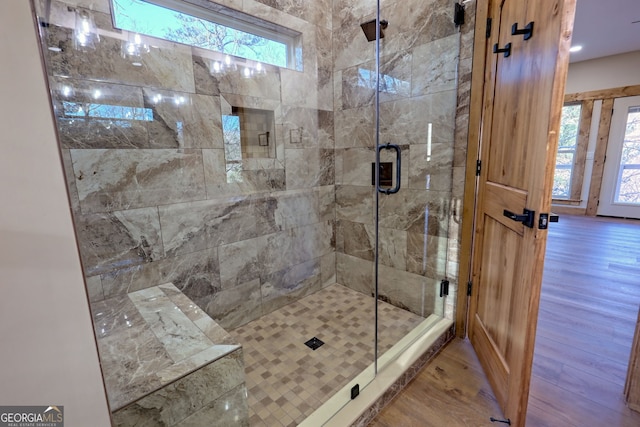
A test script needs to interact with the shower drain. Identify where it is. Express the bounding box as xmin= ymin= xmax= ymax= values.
xmin=304 ymin=337 xmax=324 ymax=350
